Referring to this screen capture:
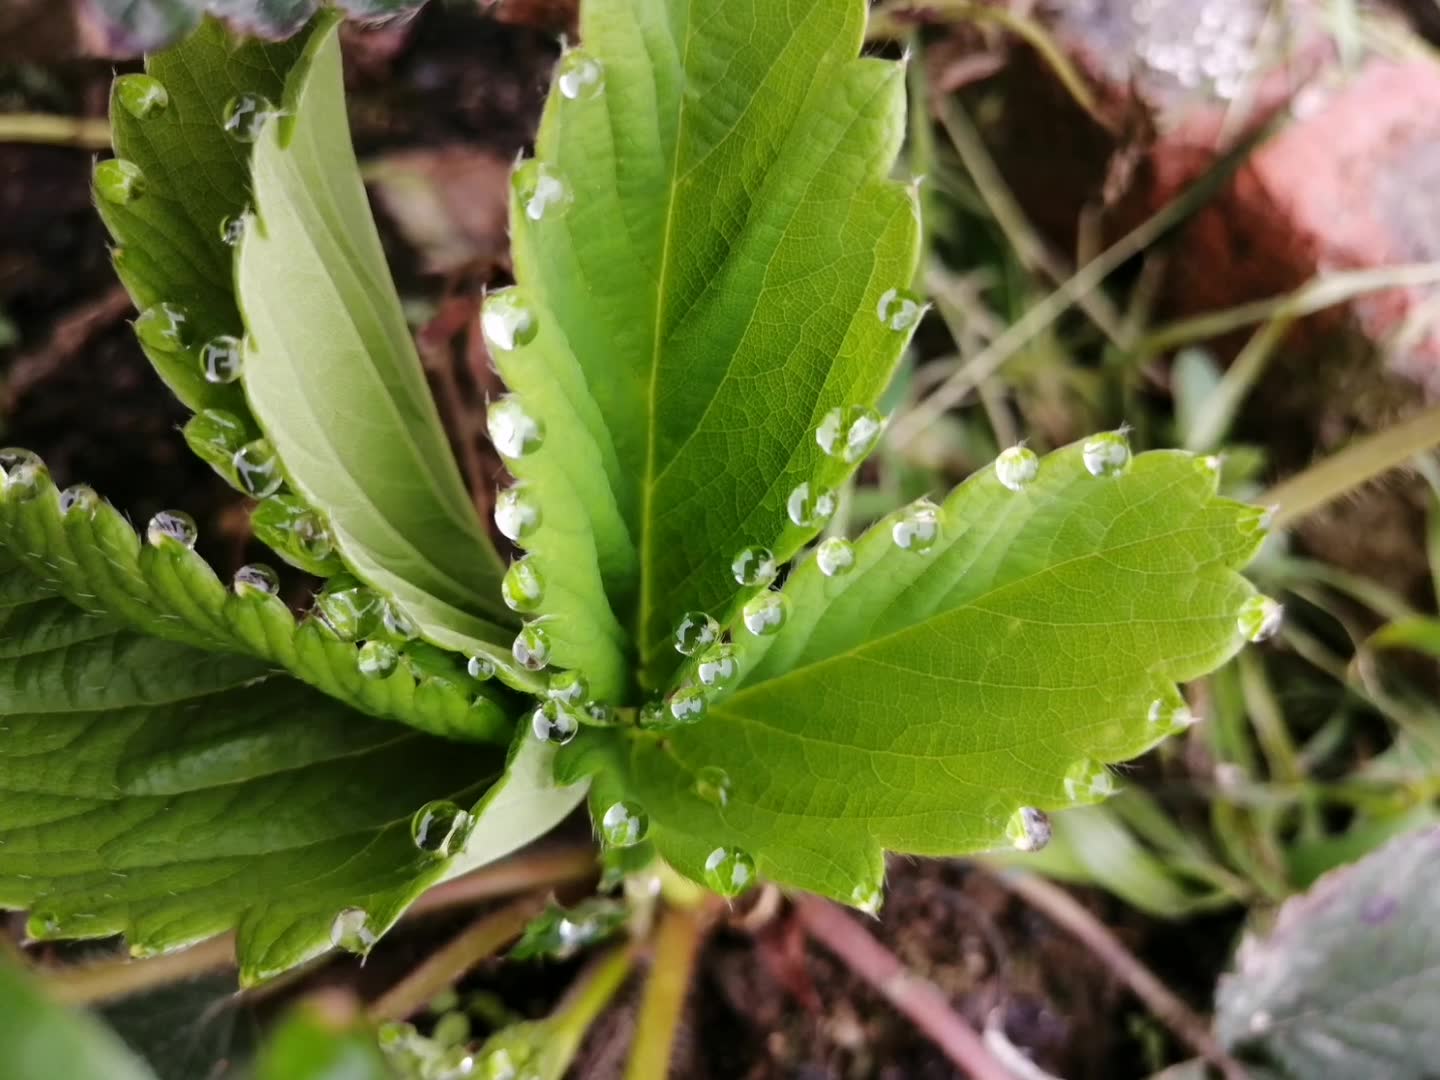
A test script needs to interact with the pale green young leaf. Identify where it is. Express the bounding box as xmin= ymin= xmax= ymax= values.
xmin=237 ymin=21 xmax=529 ymax=686
xmin=560 ymin=443 xmax=1267 ymax=901
xmin=497 ymin=0 xmax=922 ymax=691
xmin=0 ymin=462 xmax=512 ymax=743
xmin=0 ymin=550 xmax=529 ymax=985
